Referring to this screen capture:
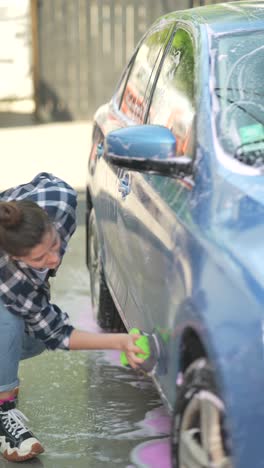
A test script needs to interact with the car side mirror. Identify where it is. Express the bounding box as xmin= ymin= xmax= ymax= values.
xmin=105 ymin=125 xmax=192 ymax=177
